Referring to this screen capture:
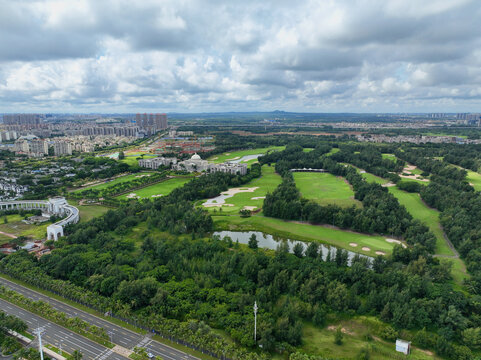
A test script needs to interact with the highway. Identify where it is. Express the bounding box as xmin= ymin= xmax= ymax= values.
xmin=0 ymin=277 xmax=200 ymax=360
xmin=0 ymin=298 xmax=127 ymax=360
